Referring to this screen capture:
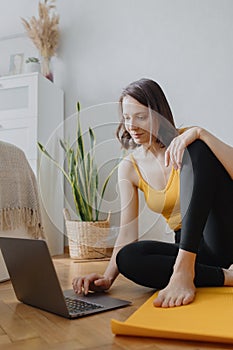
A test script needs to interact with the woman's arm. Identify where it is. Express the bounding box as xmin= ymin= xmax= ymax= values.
xmin=103 ymin=157 xmax=139 ymax=282
xmin=165 ymin=127 xmax=233 ymax=179
xmin=72 ymin=157 xmax=139 ymax=294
